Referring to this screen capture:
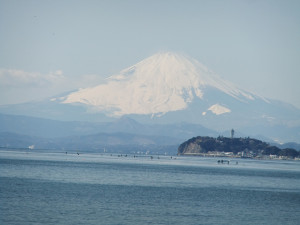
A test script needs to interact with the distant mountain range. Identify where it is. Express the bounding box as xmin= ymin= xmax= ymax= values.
xmin=0 ymin=113 xmax=218 ymax=154
xmin=1 ymin=52 xmax=300 ymax=145
xmin=1 ymin=113 xmax=299 ymax=153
